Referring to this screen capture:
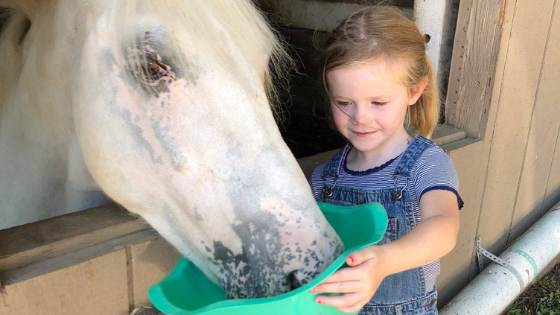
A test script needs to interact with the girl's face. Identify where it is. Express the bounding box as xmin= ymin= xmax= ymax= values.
xmin=326 ymin=61 xmax=424 ymax=157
